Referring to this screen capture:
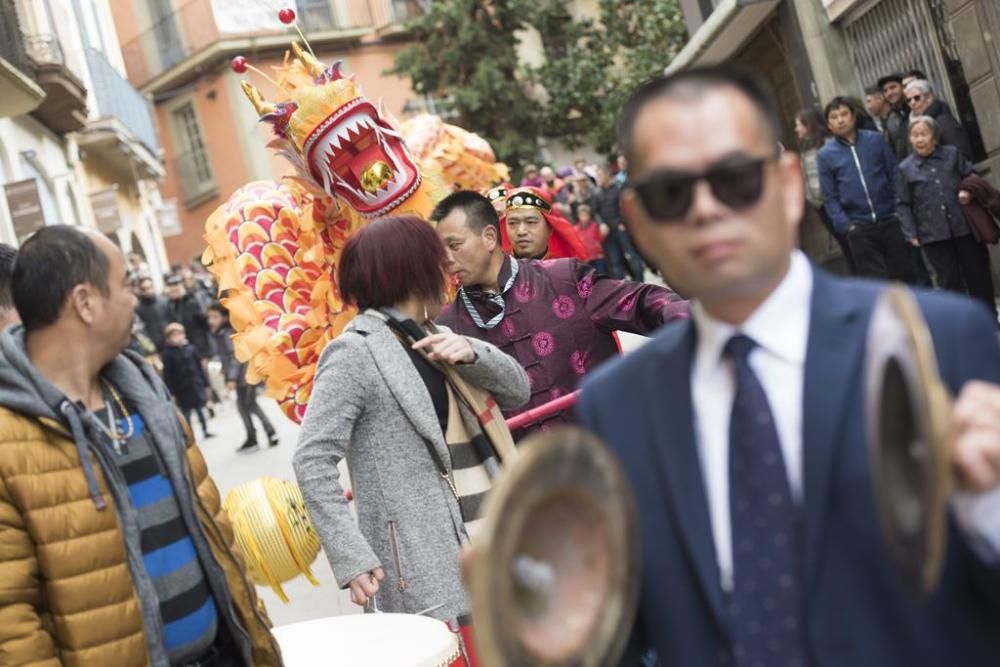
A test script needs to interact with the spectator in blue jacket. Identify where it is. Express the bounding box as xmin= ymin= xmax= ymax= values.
xmin=818 ymin=97 xmax=914 ymax=281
